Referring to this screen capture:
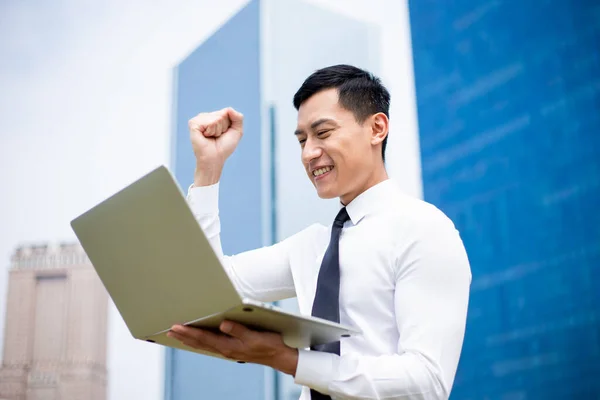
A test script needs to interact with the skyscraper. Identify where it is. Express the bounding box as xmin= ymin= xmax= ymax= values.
xmin=0 ymin=243 xmax=109 ymax=400
xmin=408 ymin=2 xmax=600 ymax=398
